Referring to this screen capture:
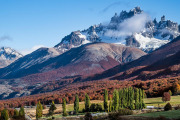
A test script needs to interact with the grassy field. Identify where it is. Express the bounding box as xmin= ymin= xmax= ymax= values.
xmin=136 ymin=110 xmax=180 ymax=119
xmin=144 ymin=95 xmax=180 ymax=107
xmin=65 ymin=95 xmax=180 ymax=112
xmin=66 ymin=100 xmax=104 ymax=112
xmin=26 ymin=95 xmax=180 ymax=119
xmin=27 ymin=100 xmax=103 ymax=119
